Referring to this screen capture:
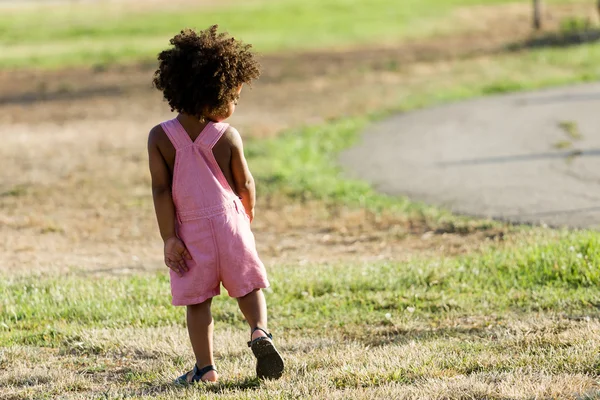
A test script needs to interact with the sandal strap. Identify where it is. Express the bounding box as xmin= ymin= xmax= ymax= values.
xmin=174 ymin=364 xmax=217 ymax=385
xmin=193 ymin=364 xmax=217 ymax=380
xmin=247 ymin=327 xmax=273 ymax=347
